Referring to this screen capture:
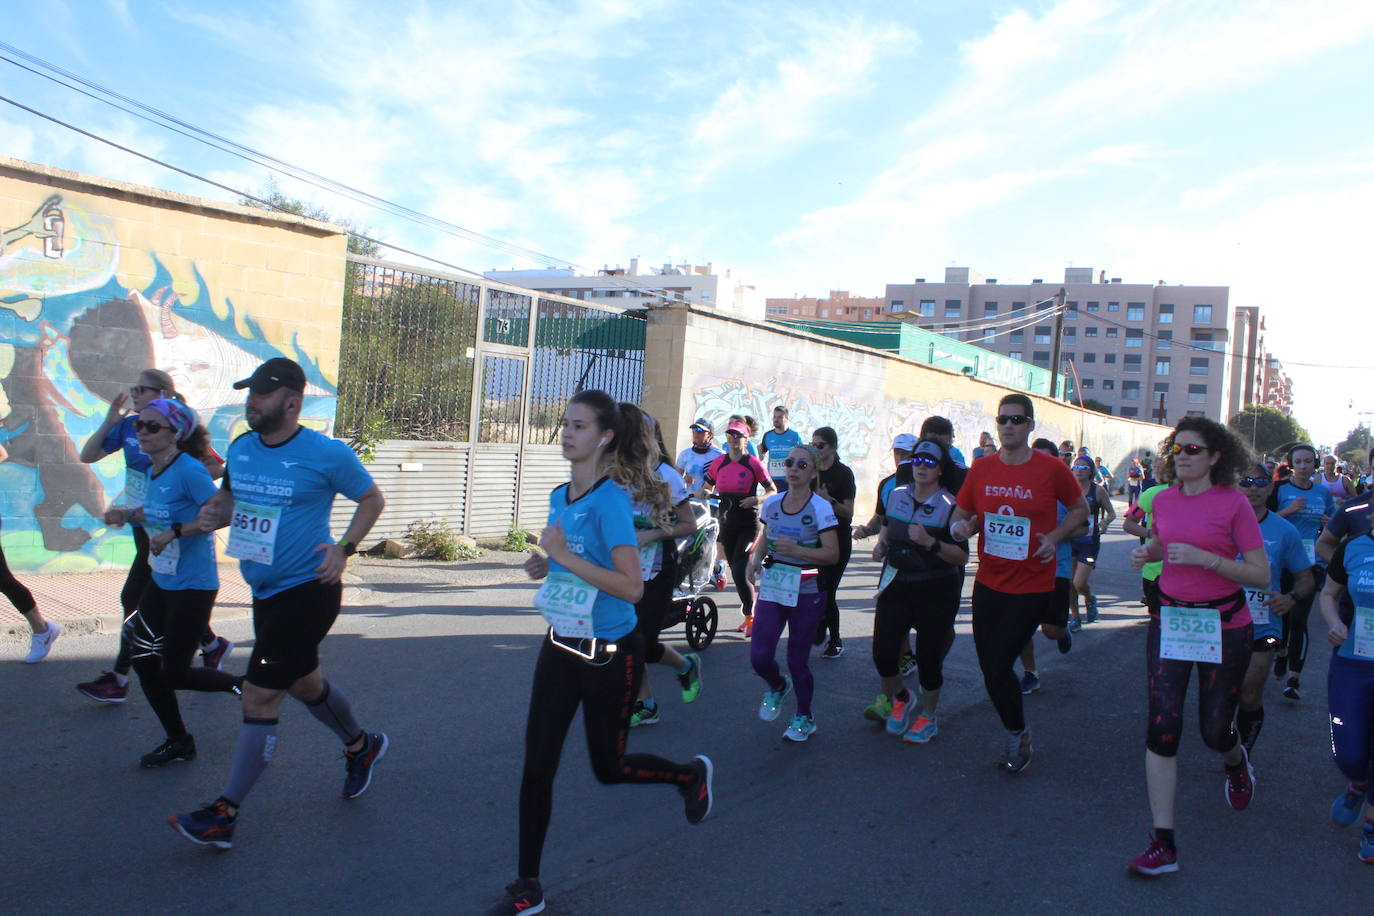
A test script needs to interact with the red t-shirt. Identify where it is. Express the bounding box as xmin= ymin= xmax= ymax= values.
xmin=707 ymin=453 xmax=770 ymax=496
xmin=956 ymin=449 xmax=1084 ymax=594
